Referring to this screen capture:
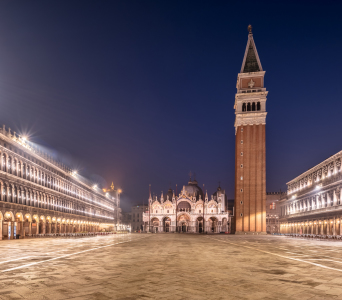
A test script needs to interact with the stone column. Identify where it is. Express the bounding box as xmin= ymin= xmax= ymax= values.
xmin=43 ymin=223 xmax=46 ymax=234
xmin=0 ymin=220 xmax=2 ymax=240
xmin=20 ymin=221 xmax=25 ymax=239
xmin=0 ymin=151 xmax=3 ymax=172
xmin=333 ymin=217 xmax=336 ymax=236
xmin=48 ymin=223 xmax=51 ymax=234
xmin=28 ymin=222 xmax=32 ymax=235
xmin=0 ymin=182 xmax=3 ymax=202
xmin=54 ymin=223 xmax=57 ymax=234
xmin=320 ymin=221 xmax=323 ymax=235
xmin=11 ymin=222 xmax=15 ymax=239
